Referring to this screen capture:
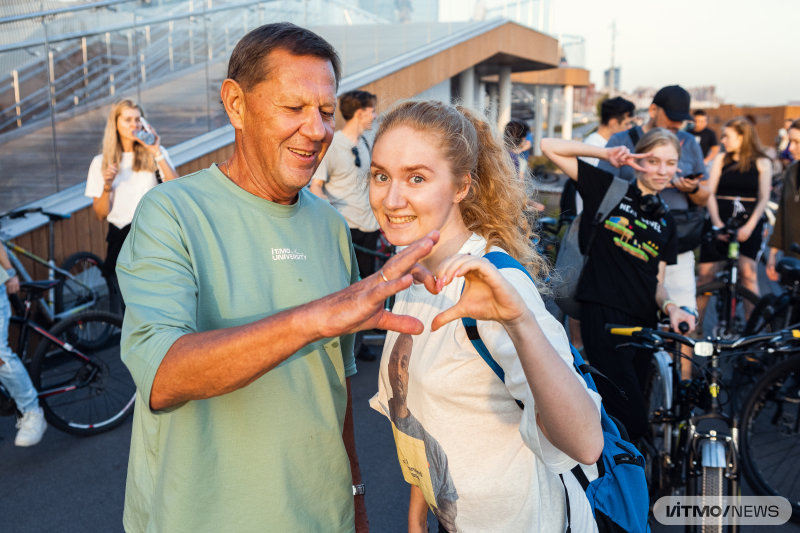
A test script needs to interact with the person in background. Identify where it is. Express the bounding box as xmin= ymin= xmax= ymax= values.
xmin=310 ymin=90 xmax=380 ymax=361
xmin=697 ymin=117 xmax=772 ymax=322
xmin=504 ymin=119 xmax=532 ymax=179
xmin=599 ymin=86 xmax=707 ymax=379
xmin=563 ymin=96 xmax=634 ymax=352
xmin=766 ymin=120 xmax=800 ymax=280
xmin=779 ymin=118 xmax=796 ymax=167
xmin=85 ymin=100 xmax=178 ymax=313
xmin=542 ymin=130 xmax=696 ymax=443
xmin=687 ymin=109 xmax=719 ymax=168
xmin=0 ymin=246 xmax=46 ymax=446
xmin=580 ymin=96 xmax=635 ymax=167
